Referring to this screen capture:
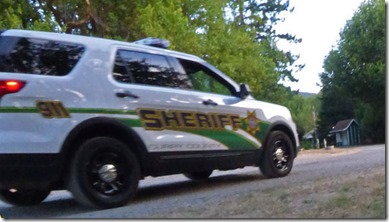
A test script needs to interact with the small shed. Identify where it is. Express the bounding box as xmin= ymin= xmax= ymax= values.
xmin=329 ymin=119 xmax=360 ymax=147
xmin=302 ymin=129 xmax=314 ymax=140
